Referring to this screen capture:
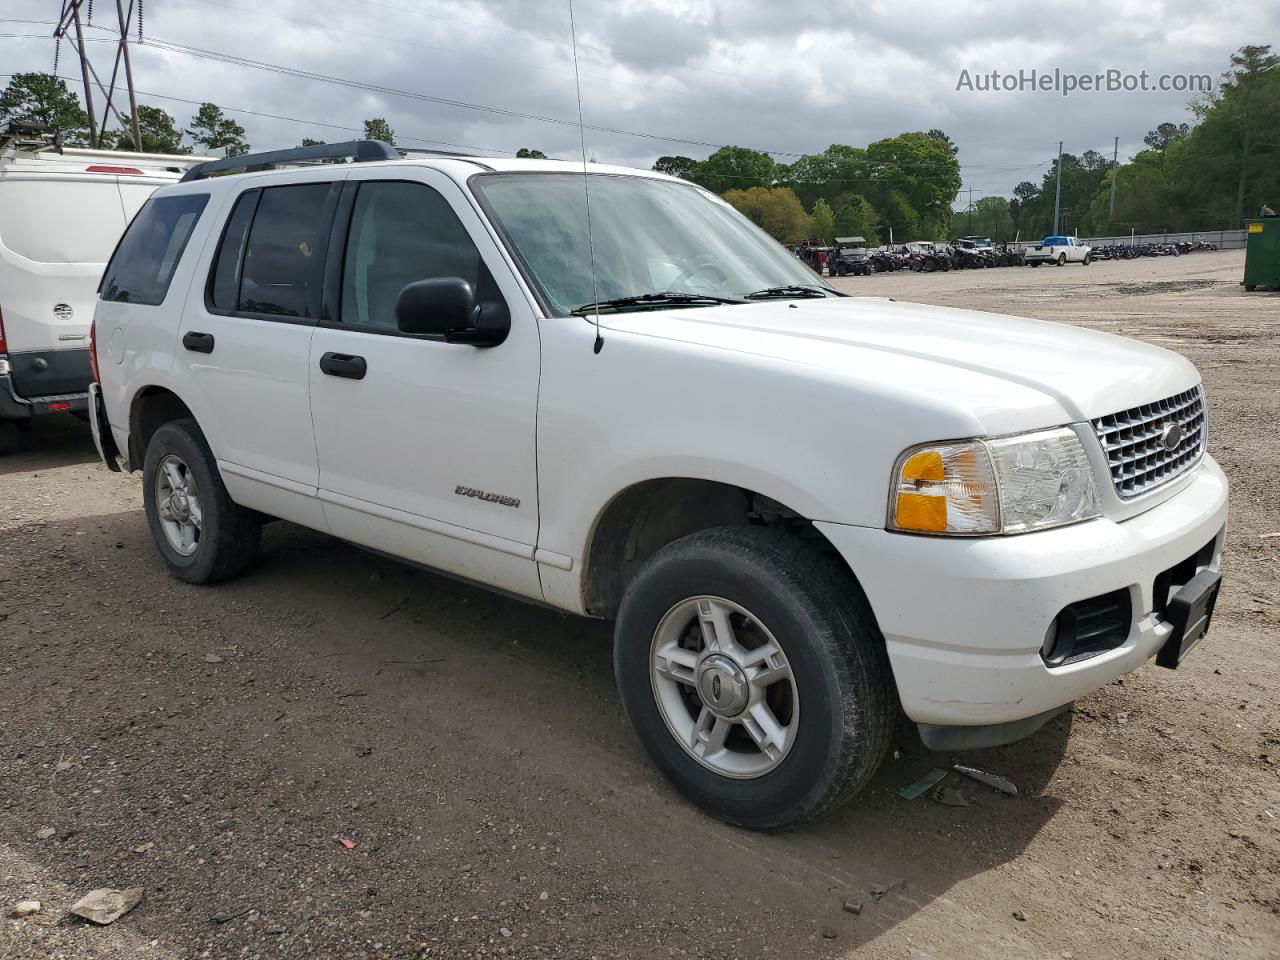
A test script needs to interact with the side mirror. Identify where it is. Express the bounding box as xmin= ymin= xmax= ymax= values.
xmin=394 ymin=278 xmax=509 ymax=346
